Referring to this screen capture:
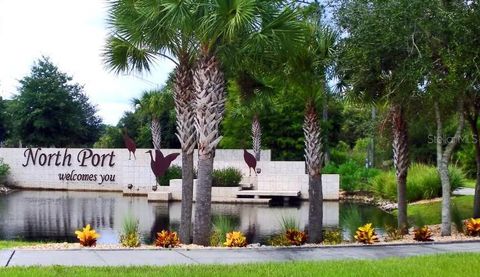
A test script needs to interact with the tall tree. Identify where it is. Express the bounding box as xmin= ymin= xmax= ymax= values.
xmin=268 ymin=3 xmax=335 ymax=242
xmin=191 ymin=0 xmax=305 ymax=245
xmin=434 ymin=101 xmax=464 ymax=235
xmin=11 ymin=57 xmax=102 ymax=147
xmin=452 ymin=1 xmax=480 ymax=218
xmin=104 ymin=0 xmax=197 ymax=243
xmin=418 ymin=0 xmax=468 ymax=235
xmin=336 ymin=0 xmax=426 ymax=233
xmin=229 ymin=73 xmax=274 ymax=161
